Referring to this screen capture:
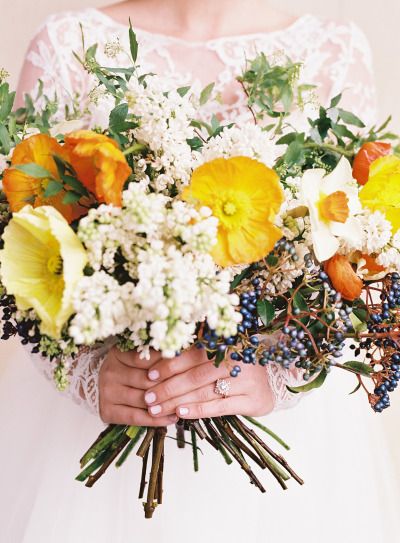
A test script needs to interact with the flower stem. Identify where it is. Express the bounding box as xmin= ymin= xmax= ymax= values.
xmin=304 ymin=142 xmax=354 ymax=158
